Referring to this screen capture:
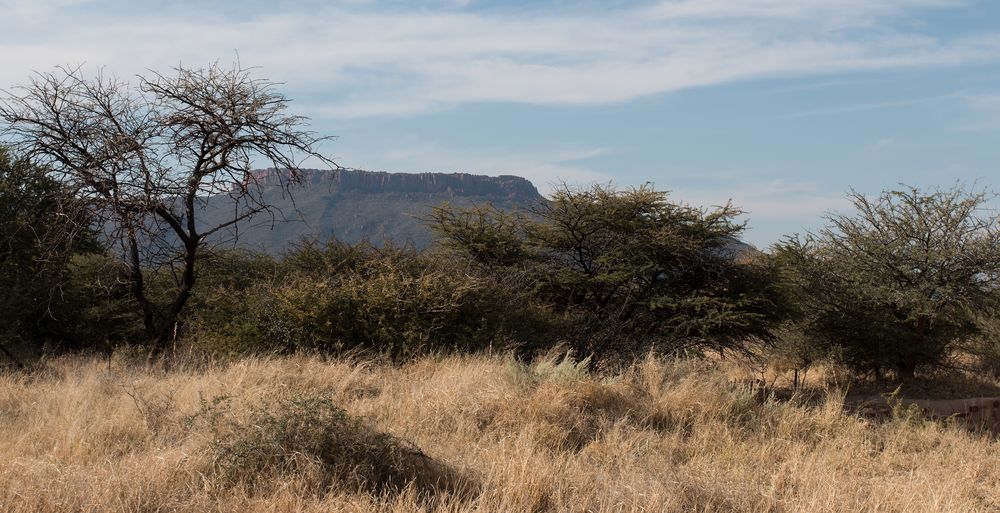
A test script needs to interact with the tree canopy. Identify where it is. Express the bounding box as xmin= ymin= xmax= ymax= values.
xmin=774 ymin=185 xmax=1000 ymax=378
xmin=431 ymin=184 xmax=775 ymax=361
